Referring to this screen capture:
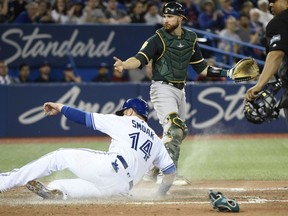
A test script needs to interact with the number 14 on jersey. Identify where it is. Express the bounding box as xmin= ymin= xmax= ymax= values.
xmin=129 ymin=132 xmax=152 ymax=161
